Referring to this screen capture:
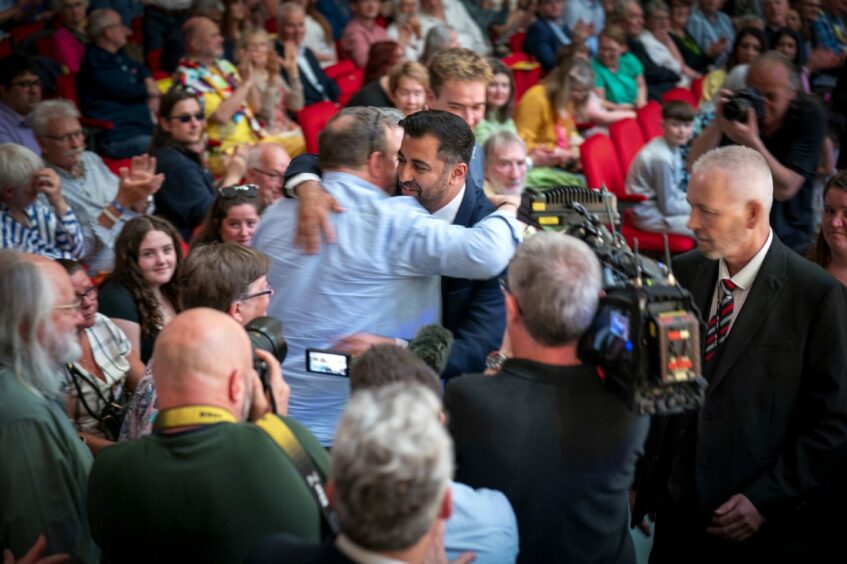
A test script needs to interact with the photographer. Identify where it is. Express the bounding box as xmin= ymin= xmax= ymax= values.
xmin=688 ymin=51 xmax=827 ymax=254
